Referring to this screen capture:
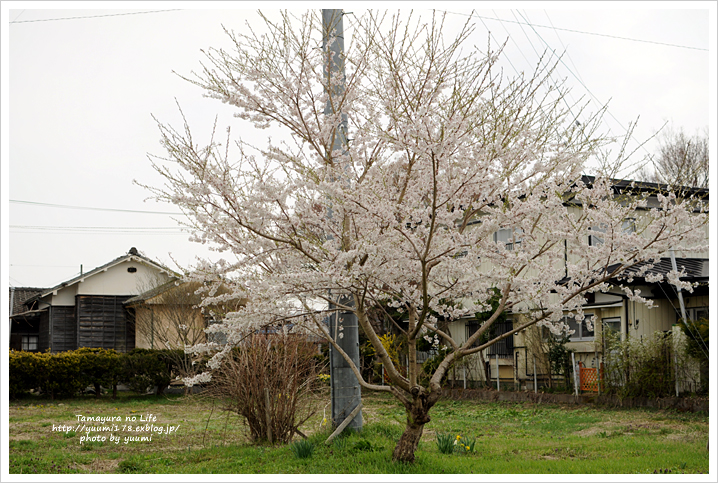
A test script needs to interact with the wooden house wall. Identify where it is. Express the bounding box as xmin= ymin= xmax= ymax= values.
xmin=9 ymin=317 xmax=41 ymax=351
xmin=9 ymin=333 xmax=23 ymax=351
xmin=38 ymin=310 xmax=50 ymax=352
xmin=125 ymin=308 xmax=136 ymax=352
xmin=51 ymin=306 xmax=77 ymax=353
xmin=76 ymin=295 xmax=132 ymax=352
